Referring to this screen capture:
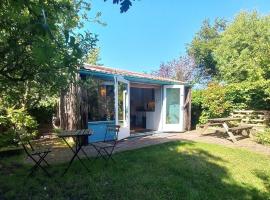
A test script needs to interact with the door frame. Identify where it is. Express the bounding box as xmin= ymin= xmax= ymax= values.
xmin=114 ymin=76 xmax=130 ymax=139
xmin=162 ymin=85 xmax=184 ymax=132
